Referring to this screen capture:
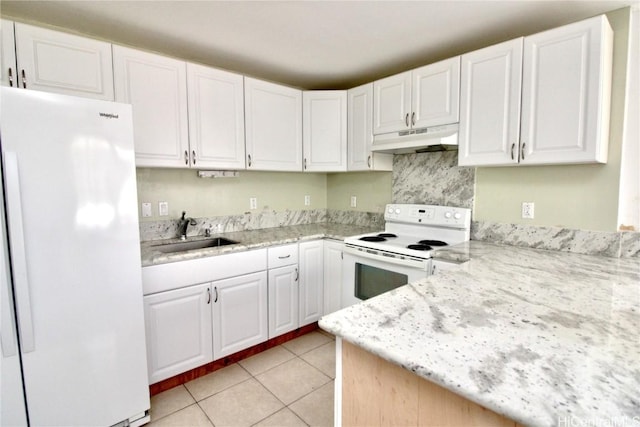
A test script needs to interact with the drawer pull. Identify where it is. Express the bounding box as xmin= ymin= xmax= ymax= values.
xmin=278 ymin=254 xmax=291 ymax=259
